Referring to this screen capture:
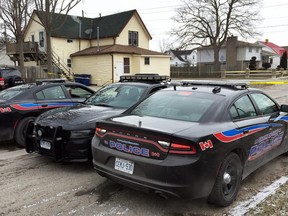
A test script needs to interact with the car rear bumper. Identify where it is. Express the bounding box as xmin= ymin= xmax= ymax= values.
xmin=92 ymin=137 xmax=218 ymax=199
